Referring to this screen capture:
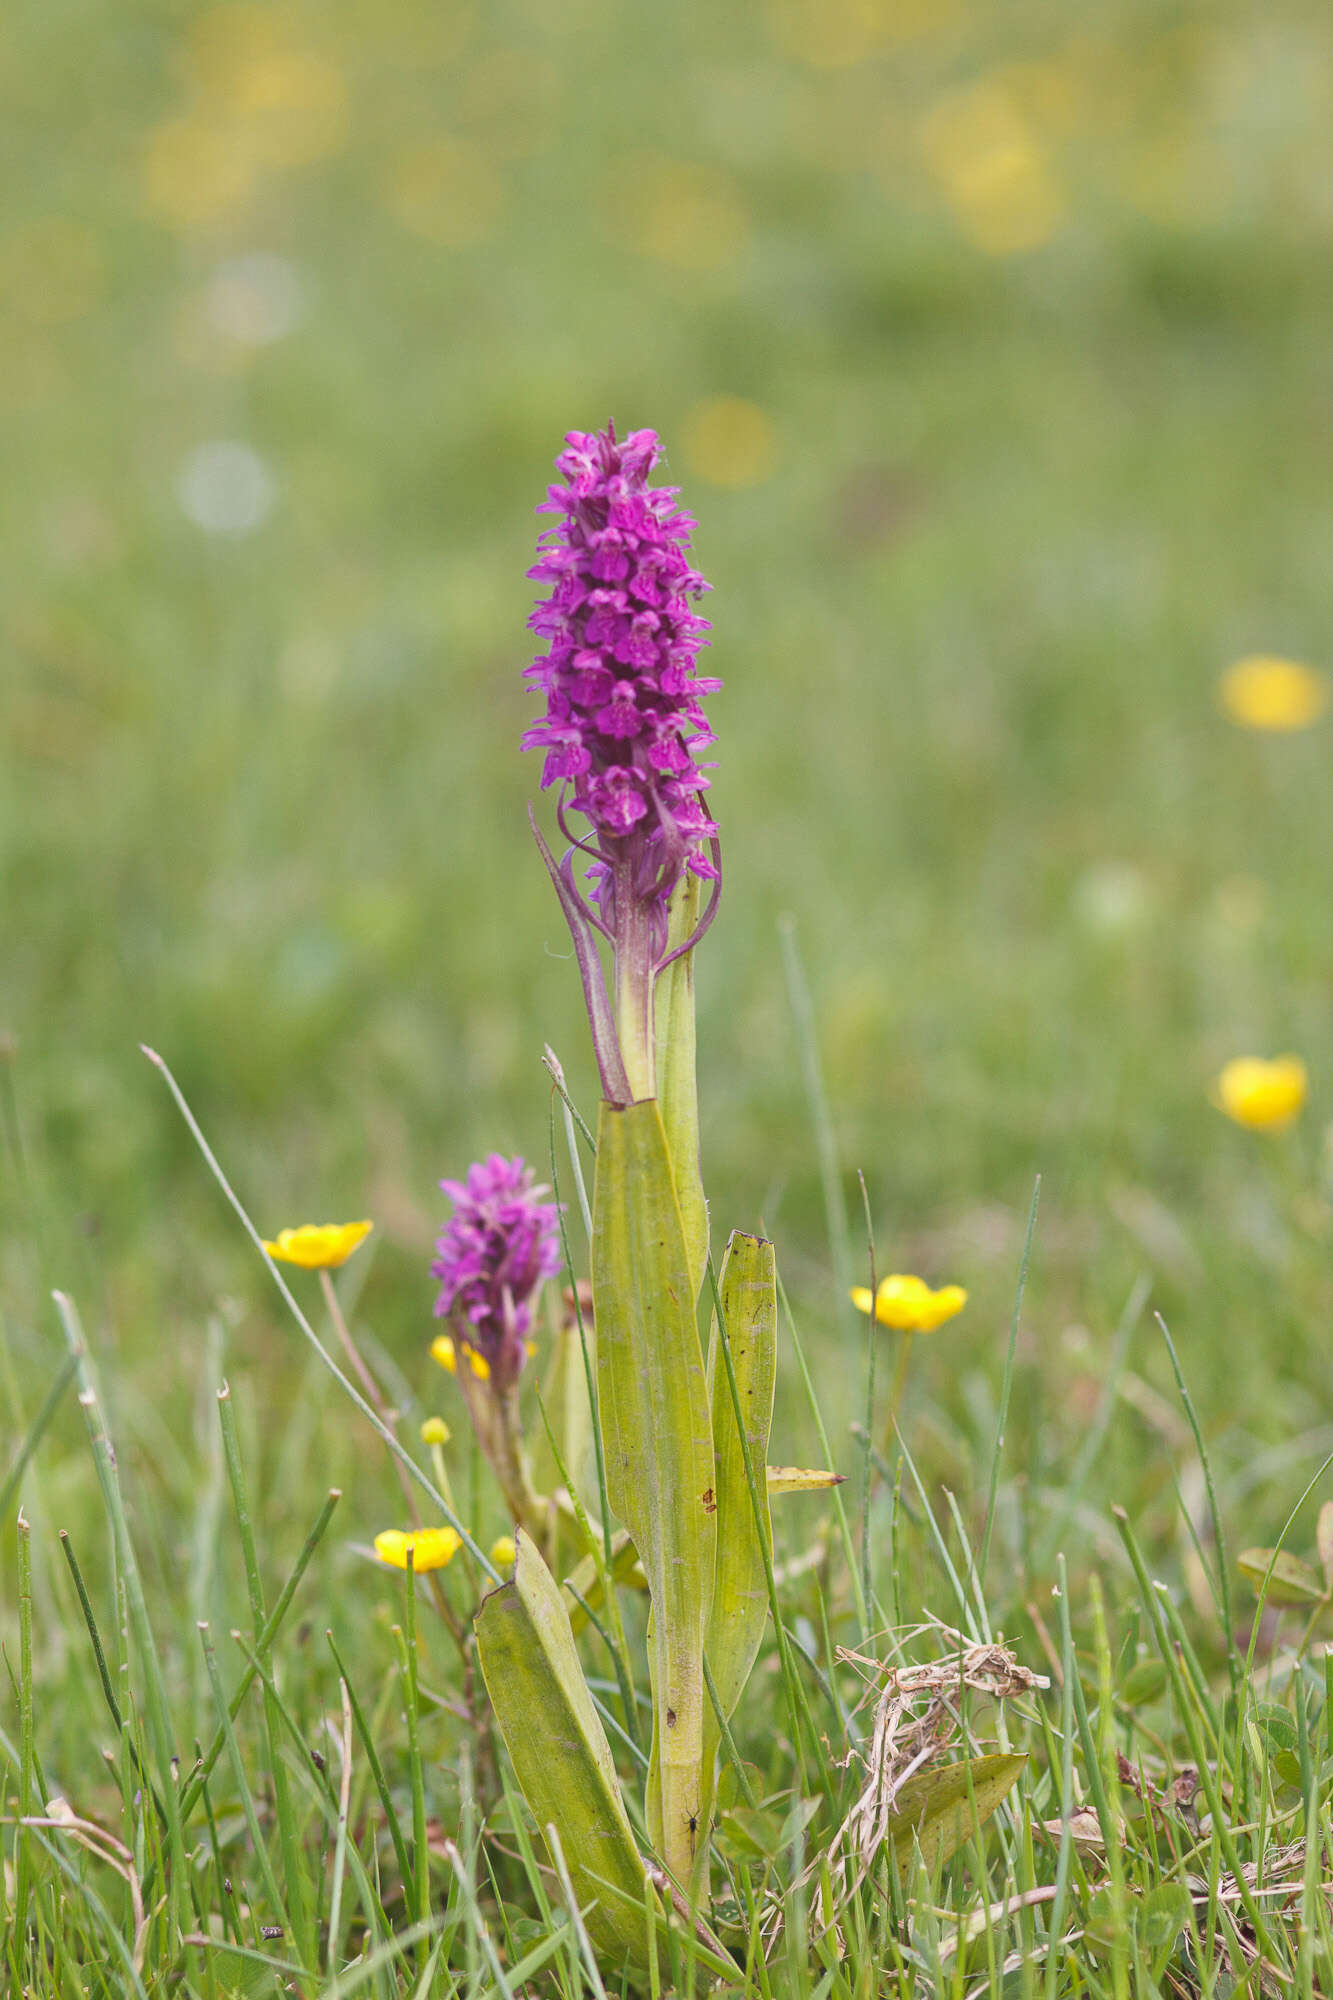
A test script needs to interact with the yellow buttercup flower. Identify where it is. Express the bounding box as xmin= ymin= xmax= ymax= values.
xmin=490 ymin=1535 xmax=517 ymax=1569
xmin=262 ymin=1220 xmax=373 ymax=1269
xmin=1214 ymin=1056 xmax=1307 ymax=1132
xmin=373 ymin=1526 xmax=461 ymax=1572
xmin=430 ymin=1333 xmax=491 ymax=1381
xmin=1219 ymin=656 xmax=1327 ymax=732
xmin=850 ymin=1273 xmax=968 ymax=1333
xmin=430 ymin=1333 xmax=536 ymax=1380
xmin=419 ymin=1416 xmax=450 ymax=1445
xmin=682 ymin=397 xmax=777 ymax=490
